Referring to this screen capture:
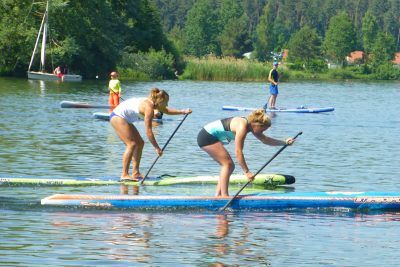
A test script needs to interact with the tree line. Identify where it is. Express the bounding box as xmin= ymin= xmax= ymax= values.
xmin=0 ymin=0 xmax=399 ymax=79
